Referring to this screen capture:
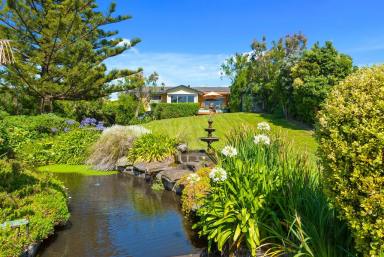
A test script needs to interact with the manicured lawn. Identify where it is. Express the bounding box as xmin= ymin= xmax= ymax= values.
xmin=144 ymin=112 xmax=317 ymax=157
xmin=38 ymin=164 xmax=118 ymax=176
